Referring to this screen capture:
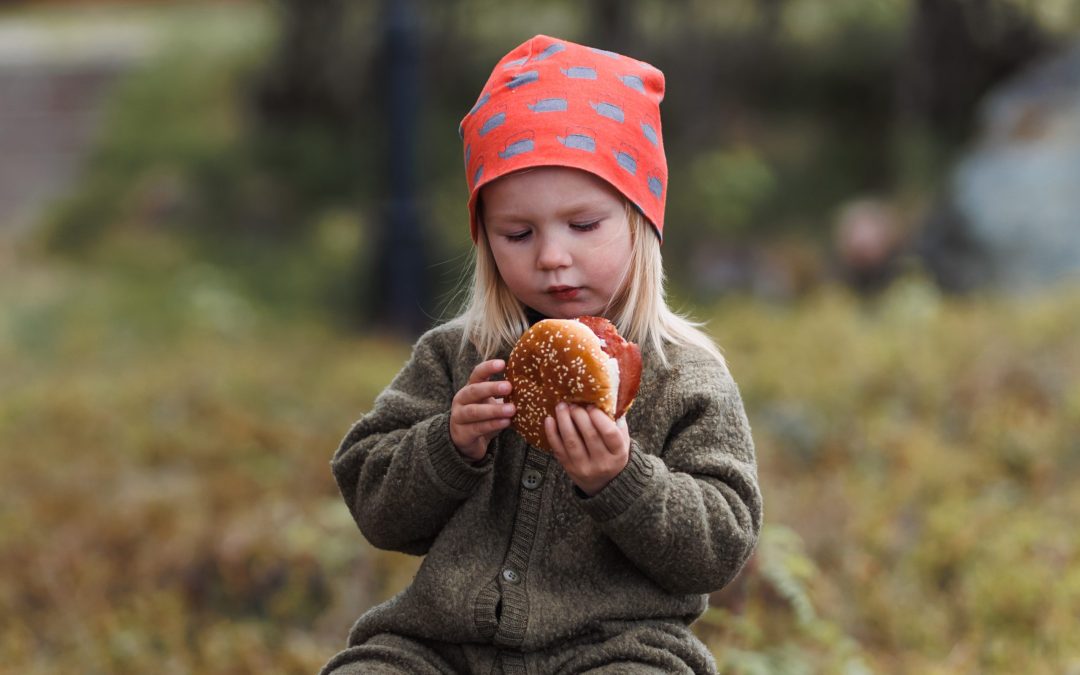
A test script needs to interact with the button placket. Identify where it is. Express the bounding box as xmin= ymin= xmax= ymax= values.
xmin=494 ymin=447 xmax=551 ymax=646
